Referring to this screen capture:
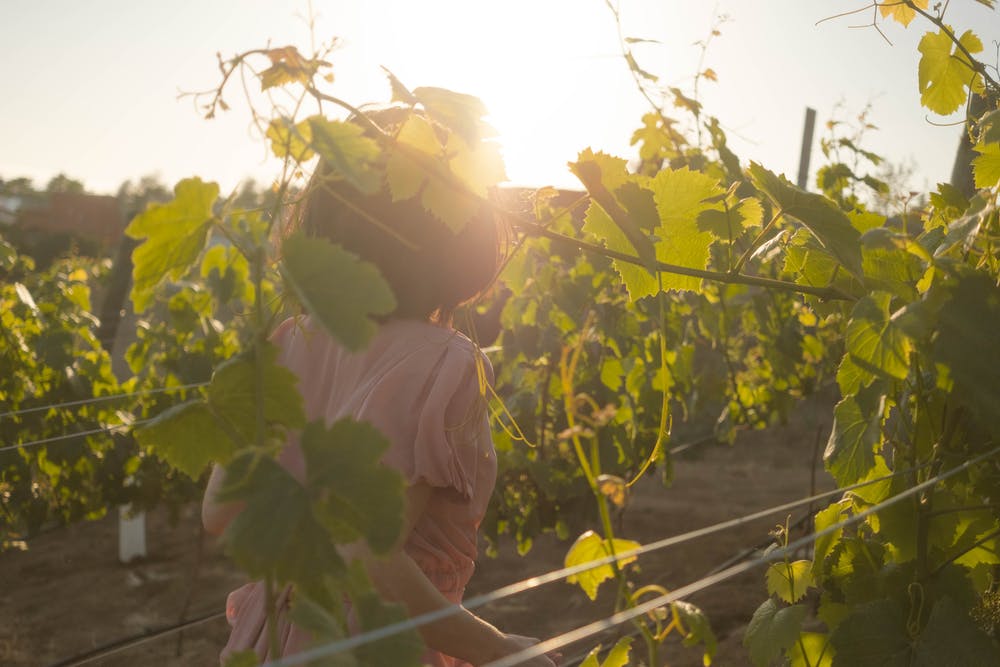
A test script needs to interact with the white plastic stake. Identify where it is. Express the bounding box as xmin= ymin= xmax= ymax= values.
xmin=118 ymin=504 xmax=147 ymax=562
